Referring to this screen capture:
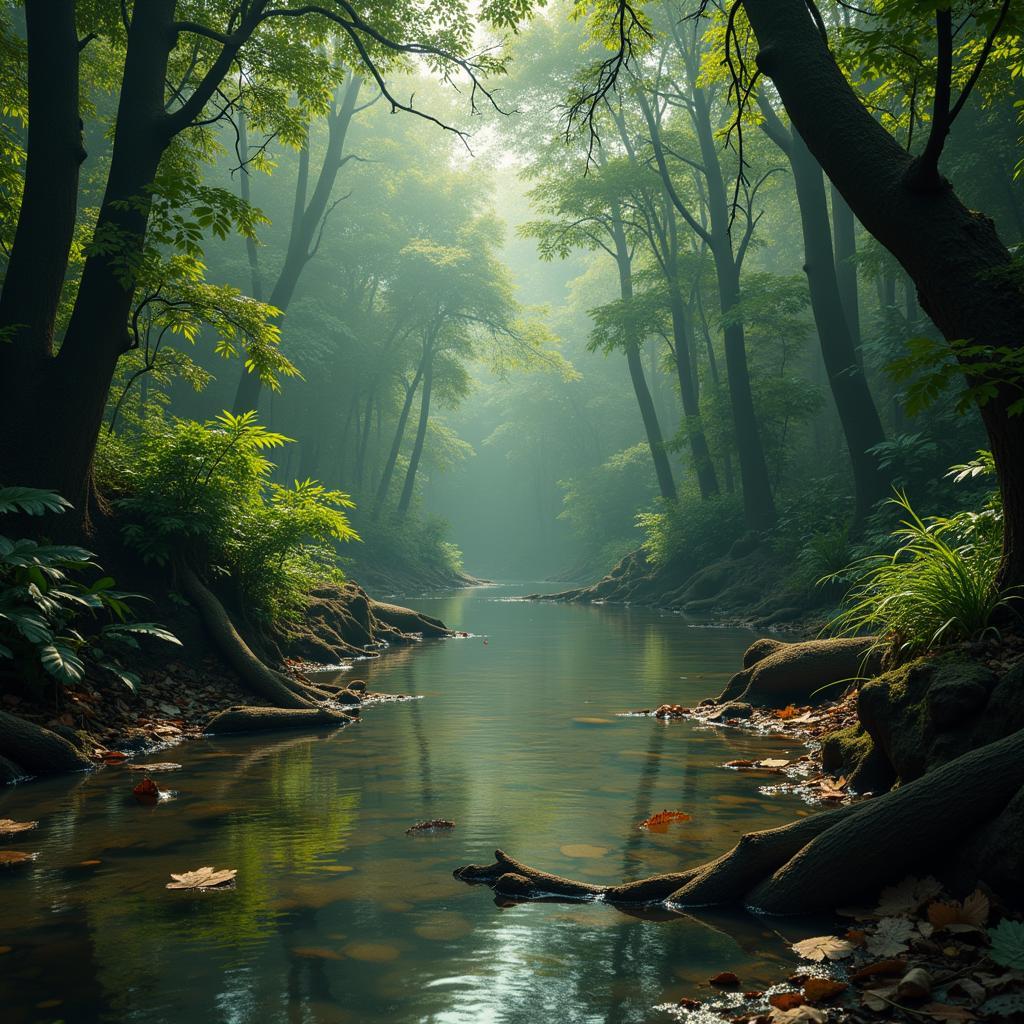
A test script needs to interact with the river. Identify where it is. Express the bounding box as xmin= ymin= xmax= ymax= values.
xmin=0 ymin=583 xmax=820 ymax=1024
